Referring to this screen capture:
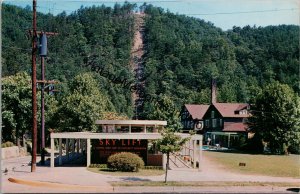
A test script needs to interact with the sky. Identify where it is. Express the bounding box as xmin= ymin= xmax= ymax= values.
xmin=3 ymin=0 xmax=300 ymax=30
